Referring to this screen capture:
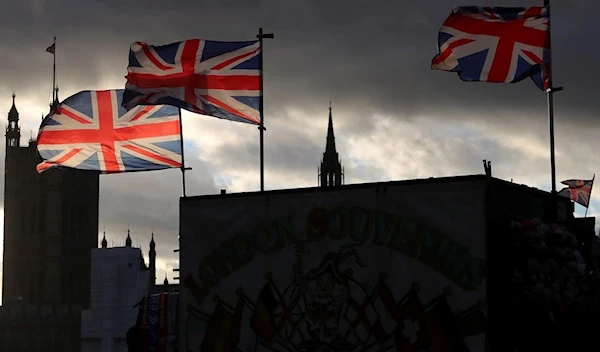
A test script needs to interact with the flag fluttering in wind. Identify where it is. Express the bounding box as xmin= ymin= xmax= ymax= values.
xmin=431 ymin=6 xmax=550 ymax=90
xmin=46 ymin=43 xmax=55 ymax=55
xmin=558 ymin=177 xmax=595 ymax=208
xmin=122 ymin=39 xmax=262 ymax=125
xmin=36 ymin=89 xmax=182 ymax=173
